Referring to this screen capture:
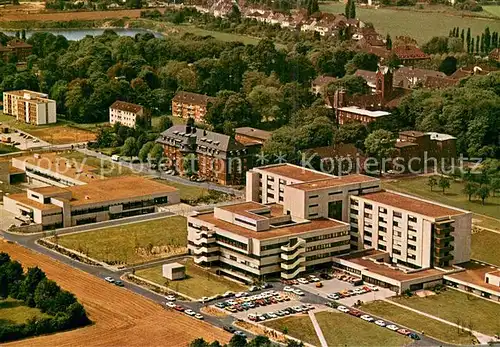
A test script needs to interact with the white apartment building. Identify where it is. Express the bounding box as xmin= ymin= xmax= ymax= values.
xmin=109 ymin=100 xmax=144 ymax=128
xmin=350 ymin=190 xmax=471 ymax=268
xmin=187 ymin=201 xmax=350 ymax=282
xmin=3 ymin=90 xmax=56 ymax=125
